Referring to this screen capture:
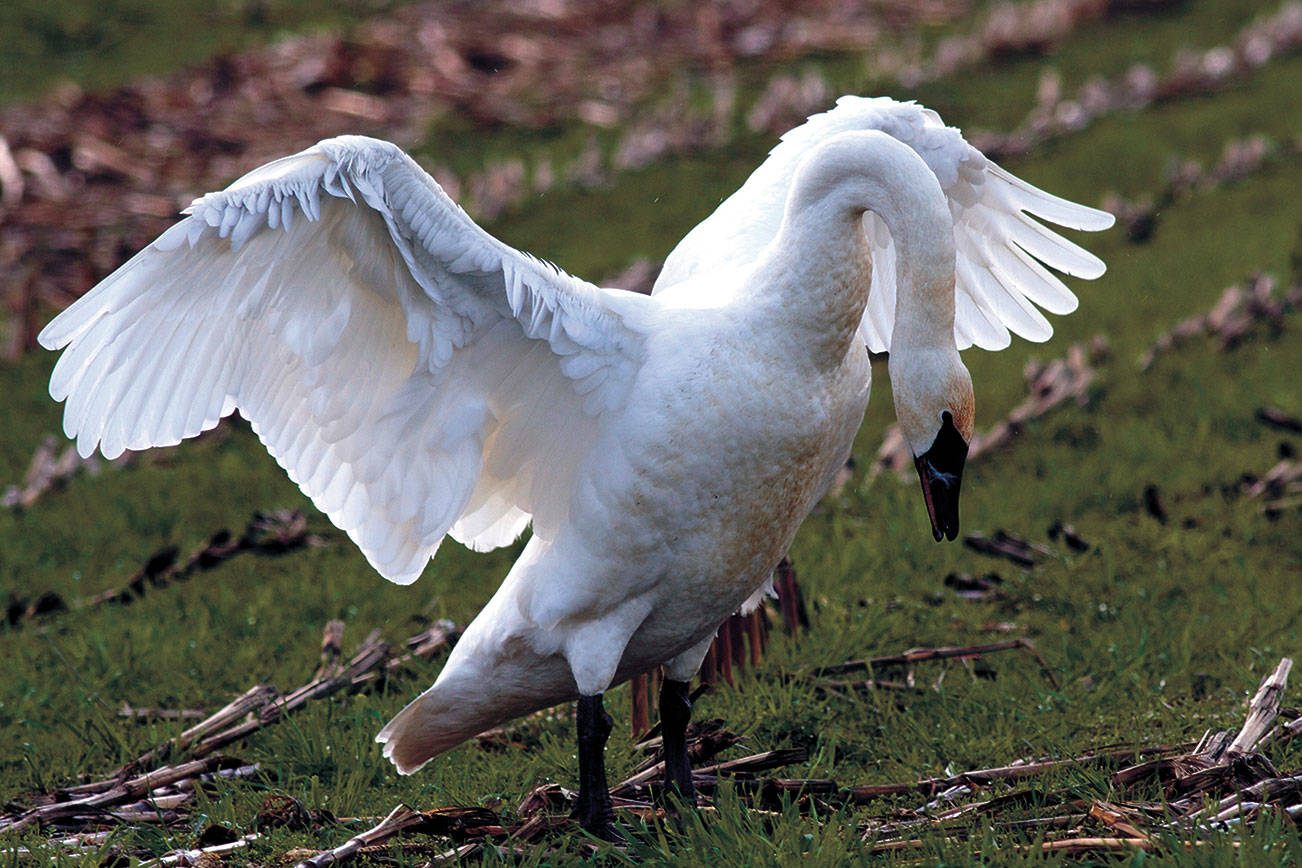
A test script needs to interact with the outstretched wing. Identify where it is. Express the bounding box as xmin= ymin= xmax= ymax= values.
xmin=40 ymin=136 xmax=646 ymax=583
xmin=654 ymin=96 xmax=1114 ymax=352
